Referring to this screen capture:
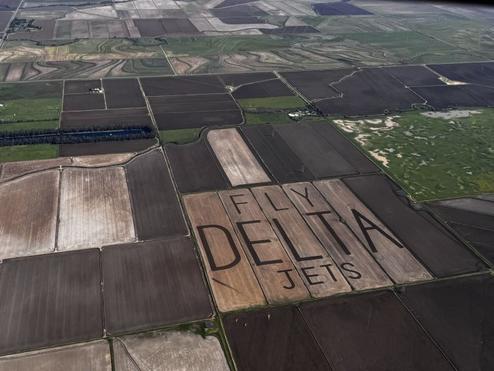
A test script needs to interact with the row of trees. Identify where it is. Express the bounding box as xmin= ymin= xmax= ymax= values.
xmin=0 ymin=125 xmax=156 ymax=146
